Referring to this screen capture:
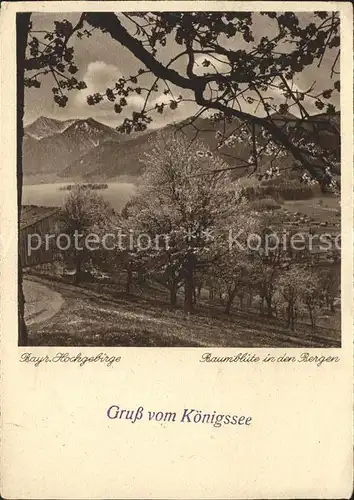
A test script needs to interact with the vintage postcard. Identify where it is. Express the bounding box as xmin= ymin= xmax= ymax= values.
xmin=0 ymin=1 xmax=353 ymax=498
